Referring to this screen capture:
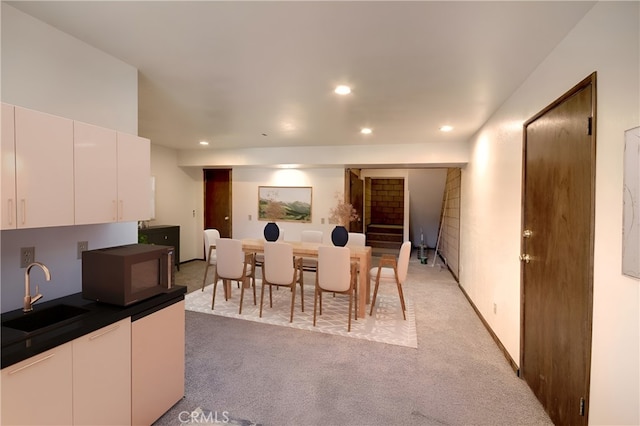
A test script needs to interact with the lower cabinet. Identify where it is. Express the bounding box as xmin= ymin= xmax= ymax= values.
xmin=1 ymin=342 xmax=74 ymax=425
xmin=0 ymin=299 xmax=185 ymax=426
xmin=73 ymin=317 xmax=131 ymax=425
xmin=132 ymin=300 xmax=185 ymax=426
